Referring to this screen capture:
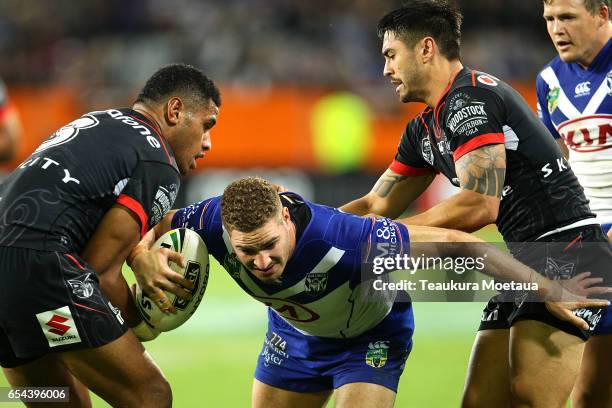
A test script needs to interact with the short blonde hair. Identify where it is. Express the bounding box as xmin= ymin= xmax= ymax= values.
xmin=221 ymin=177 xmax=281 ymax=233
